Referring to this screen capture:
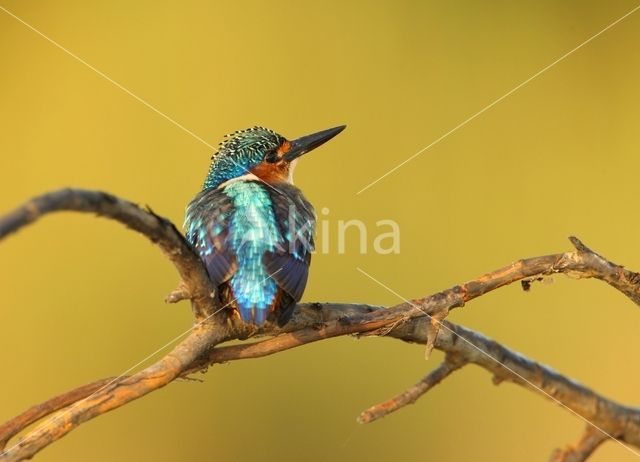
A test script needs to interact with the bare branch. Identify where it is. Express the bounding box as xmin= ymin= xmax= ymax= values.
xmin=1 ymin=324 xmax=223 ymax=462
xmin=2 ymin=189 xmax=640 ymax=461
xmin=0 ymin=378 xmax=116 ymax=450
xmin=0 ymin=188 xmax=215 ymax=319
xmin=565 ymin=236 xmax=640 ymax=305
xmin=179 ymin=304 xmax=640 ymax=451
xmin=357 ymin=355 xmax=466 ymax=424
